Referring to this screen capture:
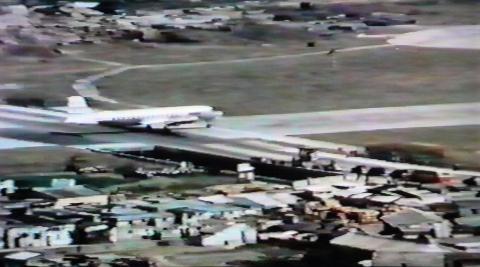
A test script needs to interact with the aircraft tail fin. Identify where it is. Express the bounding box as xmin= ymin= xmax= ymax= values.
xmin=65 ymin=96 xmax=93 ymax=114
xmin=68 ymin=96 xmax=88 ymax=108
